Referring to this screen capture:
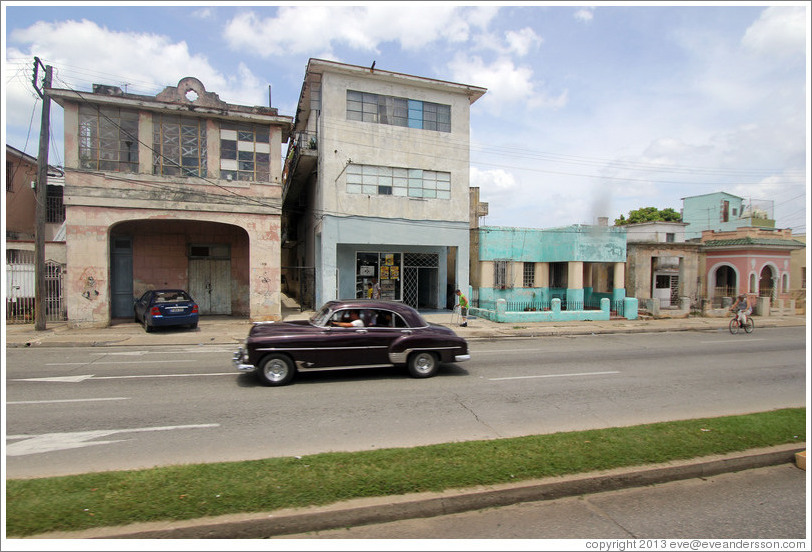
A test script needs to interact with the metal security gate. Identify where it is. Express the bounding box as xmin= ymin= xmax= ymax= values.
xmin=403 ymin=253 xmax=439 ymax=309
xmin=5 ymin=249 xmax=66 ymax=323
